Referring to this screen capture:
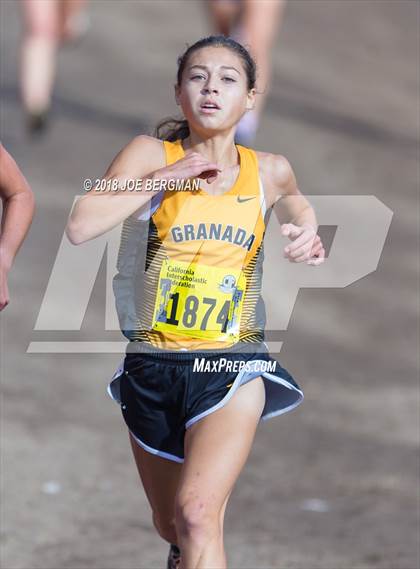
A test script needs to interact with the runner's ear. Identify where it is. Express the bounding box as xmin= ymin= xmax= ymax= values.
xmin=245 ymin=87 xmax=256 ymax=111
